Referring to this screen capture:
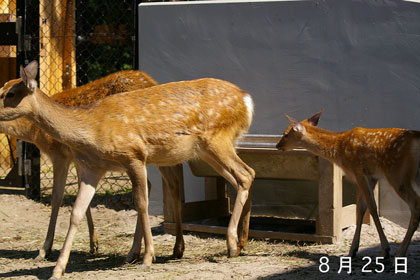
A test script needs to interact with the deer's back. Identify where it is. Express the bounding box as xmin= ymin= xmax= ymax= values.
xmin=337 ymin=127 xmax=420 ymax=178
xmin=76 ymin=78 xmax=253 ymax=165
xmin=89 ymin=78 xmax=251 ymax=134
xmin=52 ymin=70 xmax=158 ymax=107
